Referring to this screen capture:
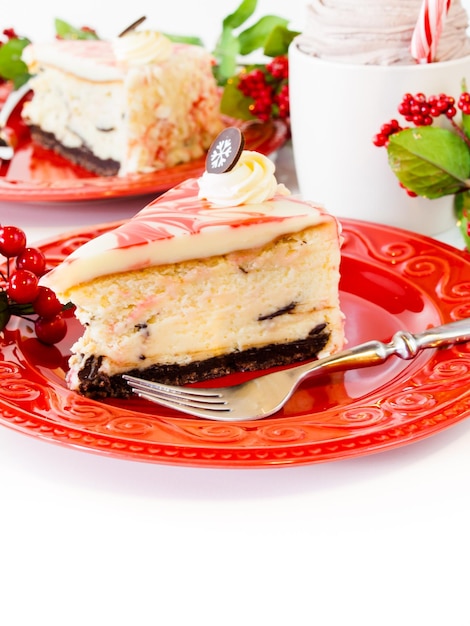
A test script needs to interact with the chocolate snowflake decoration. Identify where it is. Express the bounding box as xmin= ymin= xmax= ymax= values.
xmin=205 ymin=127 xmax=245 ymax=173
